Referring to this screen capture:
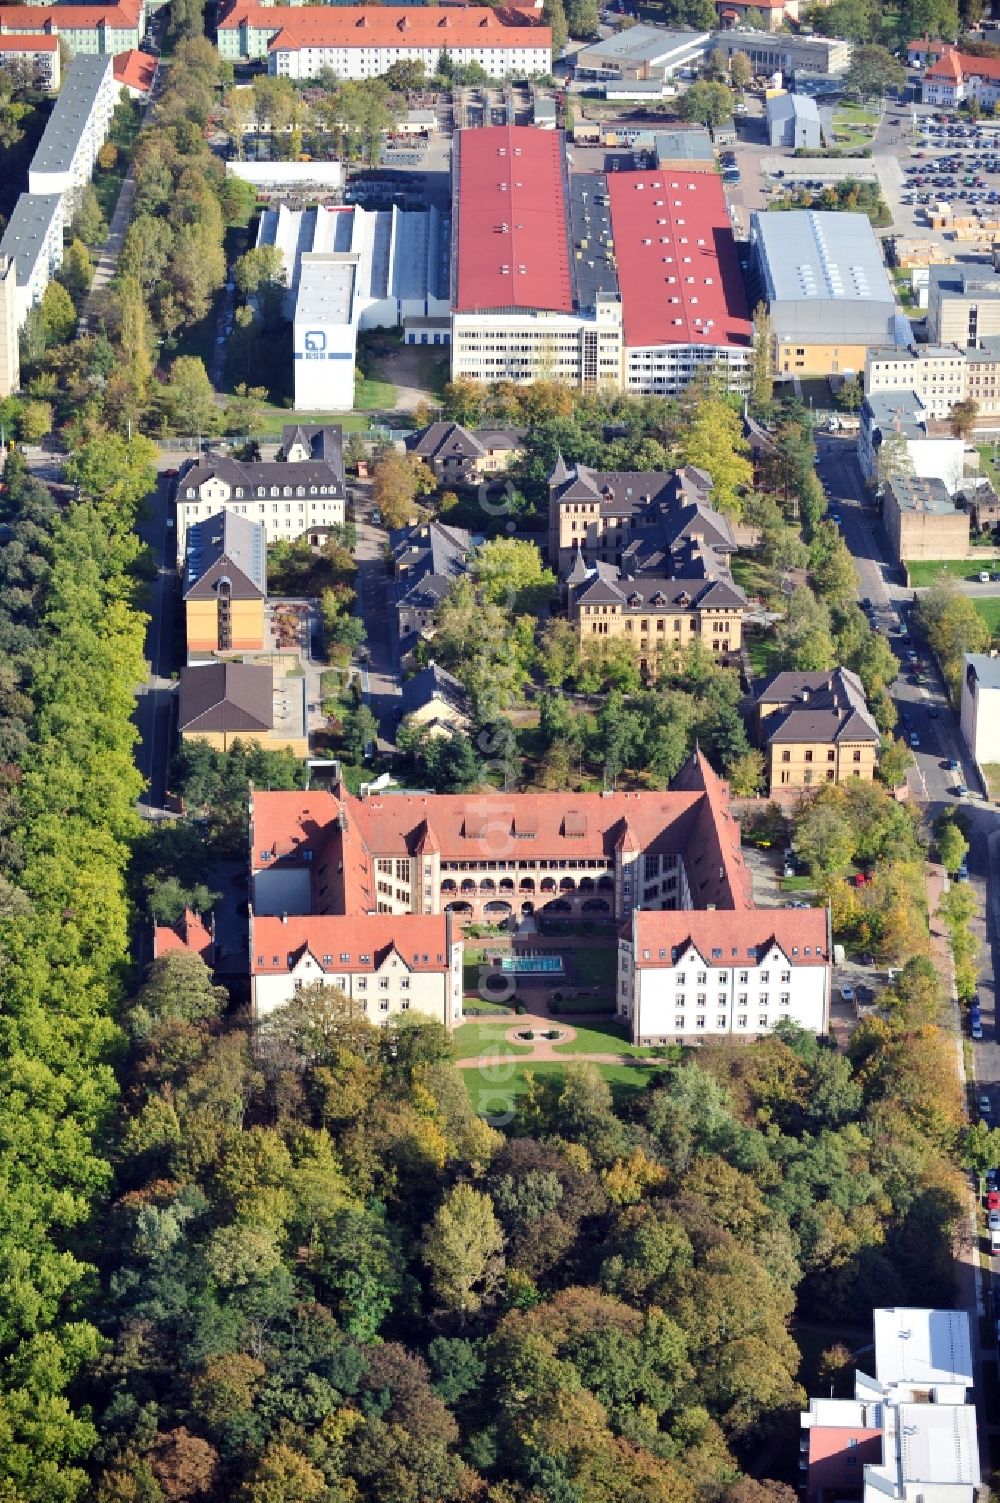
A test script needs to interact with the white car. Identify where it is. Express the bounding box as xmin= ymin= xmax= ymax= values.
xmin=841 ymin=984 xmax=855 ymax=1004
xmin=989 ymin=1209 xmax=1000 ymax=1231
